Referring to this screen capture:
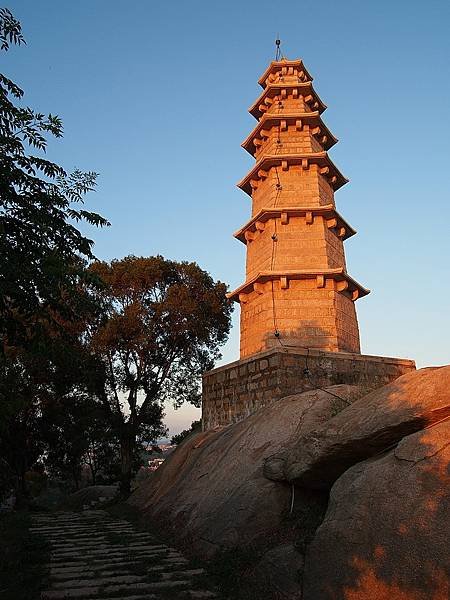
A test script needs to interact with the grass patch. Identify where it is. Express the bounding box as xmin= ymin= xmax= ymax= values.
xmin=0 ymin=511 xmax=49 ymax=600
